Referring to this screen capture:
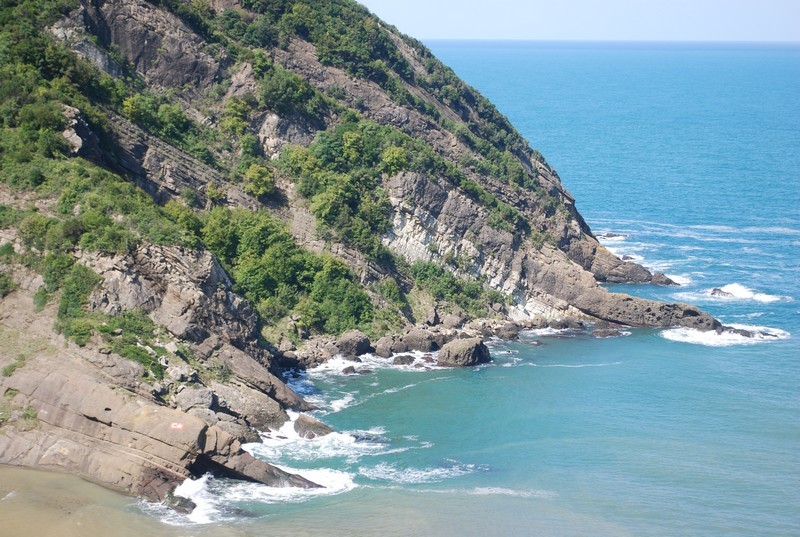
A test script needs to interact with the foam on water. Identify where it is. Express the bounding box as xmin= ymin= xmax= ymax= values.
xmin=661 ymin=324 xmax=791 ymax=347
xmin=529 ymin=361 xmax=623 ymax=368
xmin=666 ymin=273 xmax=693 ymax=286
xmin=711 ymin=283 xmax=788 ymax=303
xmin=306 ymin=351 xmax=442 ymax=378
xmin=247 ymin=411 xmax=390 ymax=463
xmin=359 ymin=460 xmax=488 ymax=484
xmin=151 ymin=469 xmax=358 ymax=525
xmin=674 ymin=283 xmax=791 ymax=304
